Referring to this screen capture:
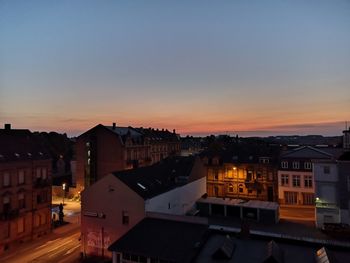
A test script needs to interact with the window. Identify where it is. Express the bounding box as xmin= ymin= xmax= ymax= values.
xmin=284 ymin=191 xmax=298 ymax=204
xmin=304 ymin=162 xmax=312 ymax=170
xmin=3 ymin=195 xmax=11 ymax=213
xmin=18 ymin=170 xmax=25 ymax=185
xmin=256 ymin=171 xmax=262 ymax=179
xmin=292 ymin=162 xmax=300 ymax=169
xmin=42 ymin=168 xmax=47 ymax=180
xmin=323 ymin=166 xmax=330 ymax=174
xmin=36 ymin=168 xmax=41 ymax=178
xmin=239 ymin=184 xmax=243 ymax=193
xmin=18 ymin=192 xmax=25 ymax=209
xmin=302 ymin=193 xmax=314 ymax=205
xmin=214 ymin=186 xmax=219 ymax=196
xmin=17 ymin=217 xmax=25 ymax=233
xmin=248 ymin=189 xmax=253 ymax=194
xmin=304 ymin=175 xmax=313 ymax=188
xmin=122 ymin=211 xmax=129 ymax=225
xmin=246 ymin=170 xmax=253 ymax=181
xmin=281 ymin=174 xmax=289 ymax=186
xmin=228 ymin=184 xmax=233 ymax=193
xmin=292 ymin=175 xmax=300 ymax=187
xmin=3 ymin=171 xmax=10 ymax=187
xmin=281 ymin=161 xmax=288 ymax=169
xmin=214 ymin=170 xmax=219 ymax=180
